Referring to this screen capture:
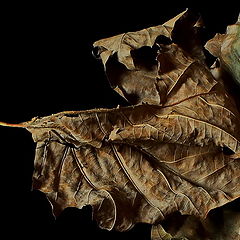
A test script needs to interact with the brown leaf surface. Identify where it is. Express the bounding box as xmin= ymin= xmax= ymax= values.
xmin=1 ymin=10 xmax=240 ymax=240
